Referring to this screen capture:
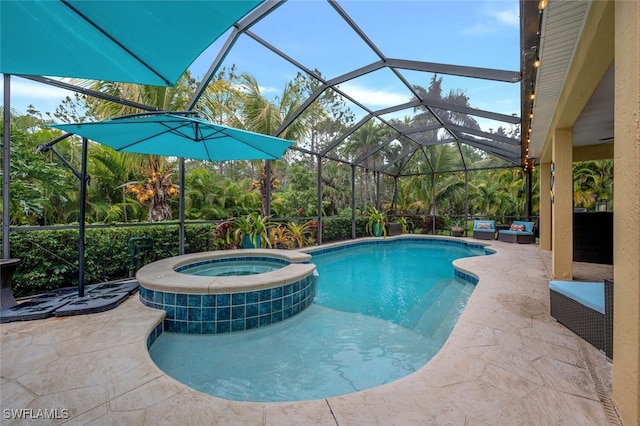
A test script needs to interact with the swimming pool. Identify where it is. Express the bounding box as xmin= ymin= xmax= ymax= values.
xmin=149 ymin=237 xmax=490 ymax=402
